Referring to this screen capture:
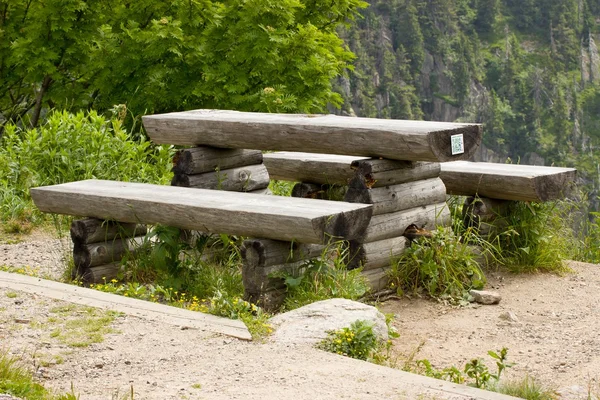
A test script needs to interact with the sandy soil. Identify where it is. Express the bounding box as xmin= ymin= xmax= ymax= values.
xmin=381 ymin=262 xmax=600 ymax=397
xmin=1 ymin=233 xmax=599 ymax=399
